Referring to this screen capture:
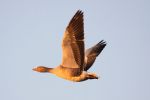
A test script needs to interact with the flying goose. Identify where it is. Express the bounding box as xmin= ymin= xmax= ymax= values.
xmin=33 ymin=10 xmax=106 ymax=82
